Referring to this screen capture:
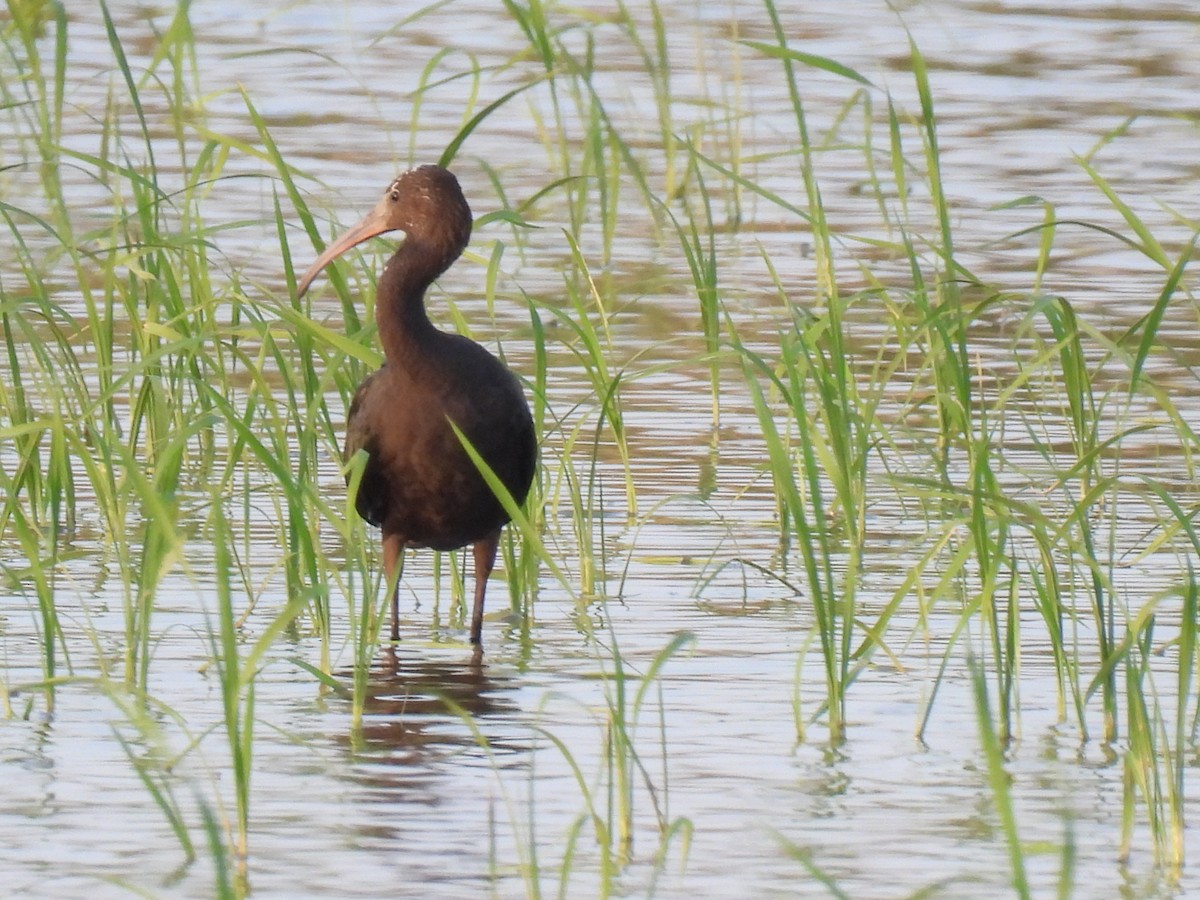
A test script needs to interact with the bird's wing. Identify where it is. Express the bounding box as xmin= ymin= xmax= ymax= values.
xmin=344 ymin=369 xmax=390 ymax=528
